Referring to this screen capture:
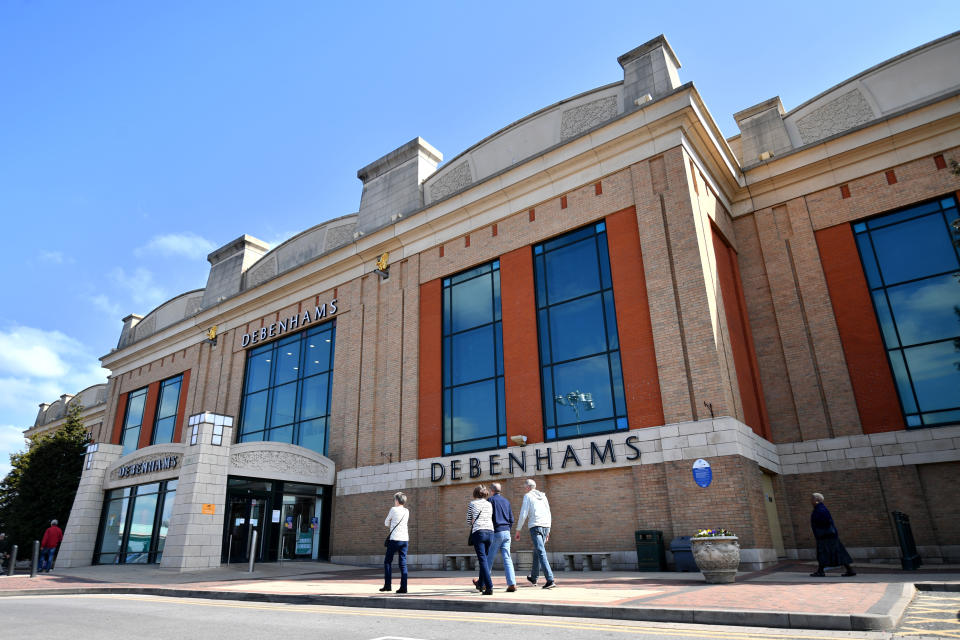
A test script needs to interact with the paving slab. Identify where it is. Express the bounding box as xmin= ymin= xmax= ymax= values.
xmin=1 ymin=561 xmax=957 ymax=631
